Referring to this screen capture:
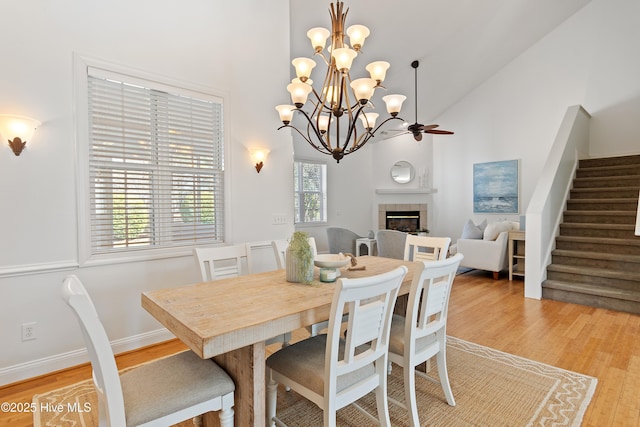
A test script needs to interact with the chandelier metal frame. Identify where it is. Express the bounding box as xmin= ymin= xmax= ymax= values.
xmin=276 ymin=1 xmax=406 ymax=163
